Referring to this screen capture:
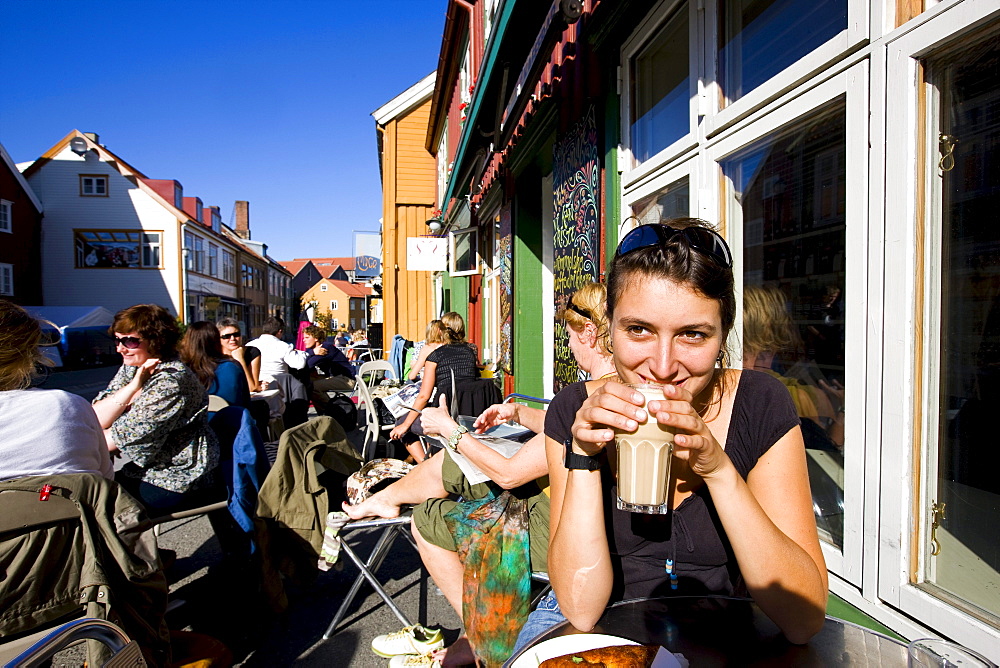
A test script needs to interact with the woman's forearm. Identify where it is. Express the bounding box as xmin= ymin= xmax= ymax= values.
xmin=456 ymin=432 xmax=546 ymax=489
xmin=511 ymin=405 xmax=546 ymax=434
xmin=547 ymin=438 xmax=614 ymax=631
xmin=92 ymin=384 xmax=140 ymax=429
xmin=705 ymin=463 xmax=828 ymax=643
